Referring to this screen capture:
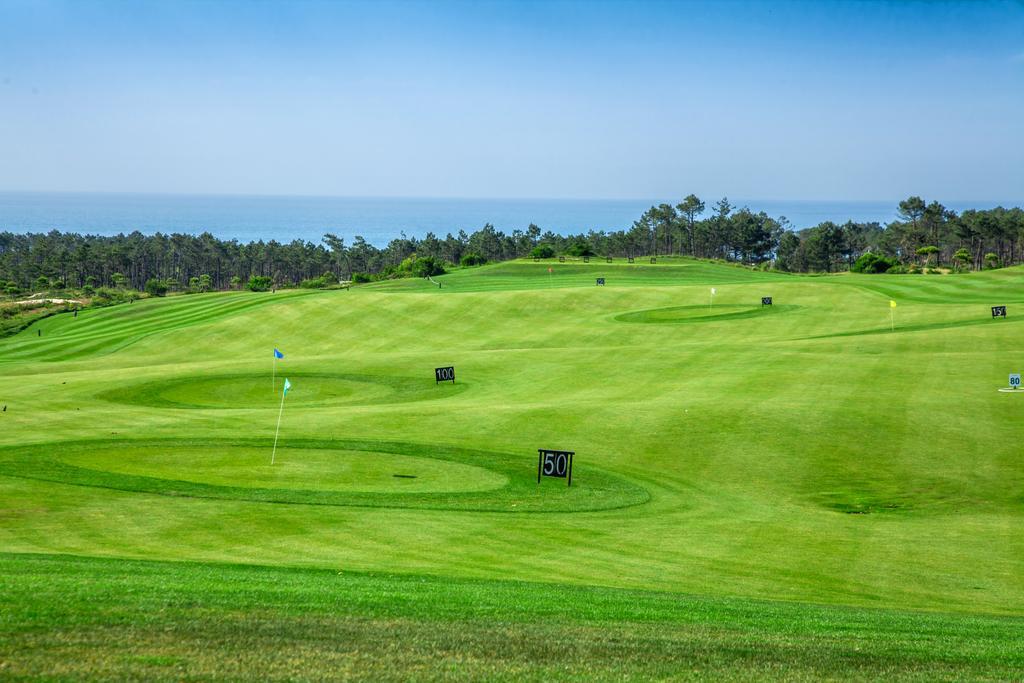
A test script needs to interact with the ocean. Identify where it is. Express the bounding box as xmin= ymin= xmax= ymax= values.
xmin=0 ymin=192 xmax=1017 ymax=246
